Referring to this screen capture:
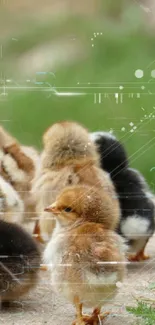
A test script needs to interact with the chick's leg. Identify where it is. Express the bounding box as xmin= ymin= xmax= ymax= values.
xmin=33 ymin=220 xmax=45 ymax=244
xmin=39 ymin=265 xmax=48 ymax=271
xmin=72 ymin=296 xmax=85 ymax=325
xmin=128 ymin=240 xmax=150 ymax=262
xmin=32 ymin=221 xmax=48 ymax=271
